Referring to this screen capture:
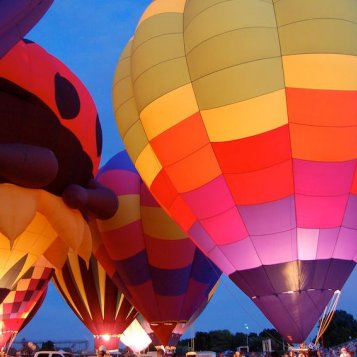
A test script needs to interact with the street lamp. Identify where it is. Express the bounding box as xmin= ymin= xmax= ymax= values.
xmin=244 ymin=324 xmax=249 ymax=351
